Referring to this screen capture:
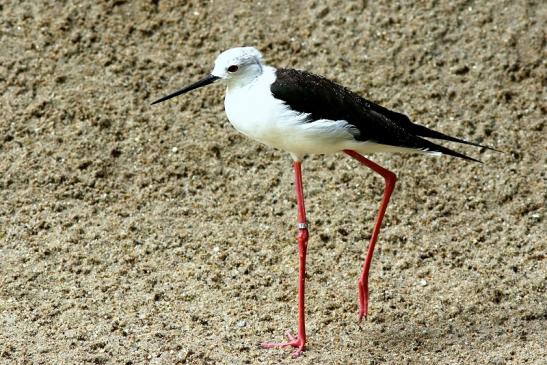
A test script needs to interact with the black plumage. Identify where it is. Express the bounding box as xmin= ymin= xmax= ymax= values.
xmin=271 ymin=68 xmax=492 ymax=162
